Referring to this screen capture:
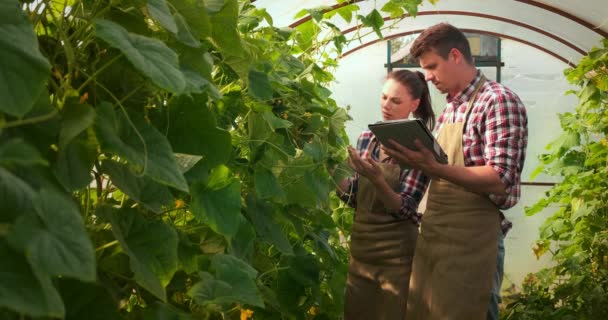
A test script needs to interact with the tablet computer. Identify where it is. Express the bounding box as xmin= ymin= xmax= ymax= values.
xmin=368 ymin=119 xmax=448 ymax=164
